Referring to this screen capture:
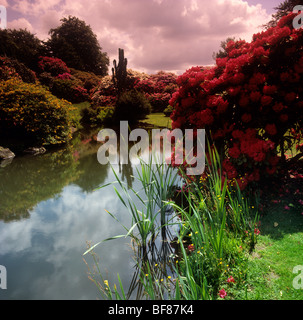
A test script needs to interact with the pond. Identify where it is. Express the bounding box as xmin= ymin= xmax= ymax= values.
xmin=0 ymin=128 xmax=179 ymax=300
